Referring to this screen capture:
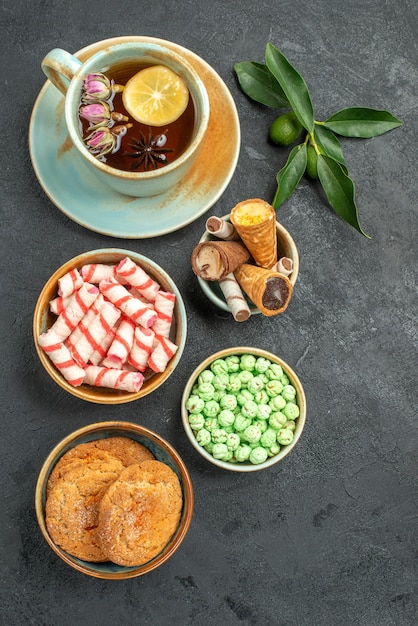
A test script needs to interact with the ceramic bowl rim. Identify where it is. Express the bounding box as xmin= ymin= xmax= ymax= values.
xmin=35 ymin=420 xmax=194 ymax=579
xmin=181 ymin=346 xmax=306 ymax=472
xmin=33 ymin=248 xmax=187 ymax=404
